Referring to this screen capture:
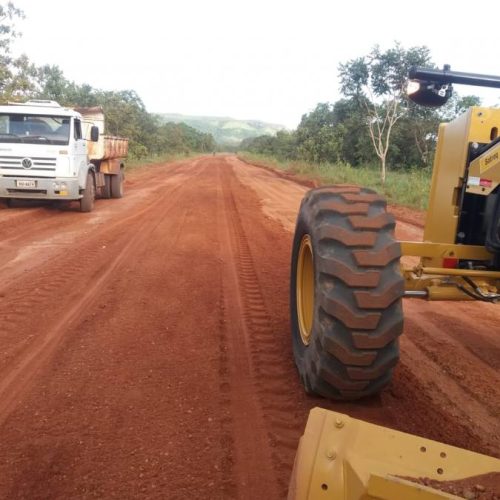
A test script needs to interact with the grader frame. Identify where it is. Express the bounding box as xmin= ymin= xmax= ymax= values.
xmin=288 ymin=67 xmax=500 ymax=499
xmin=402 ymin=105 xmax=500 ymax=301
